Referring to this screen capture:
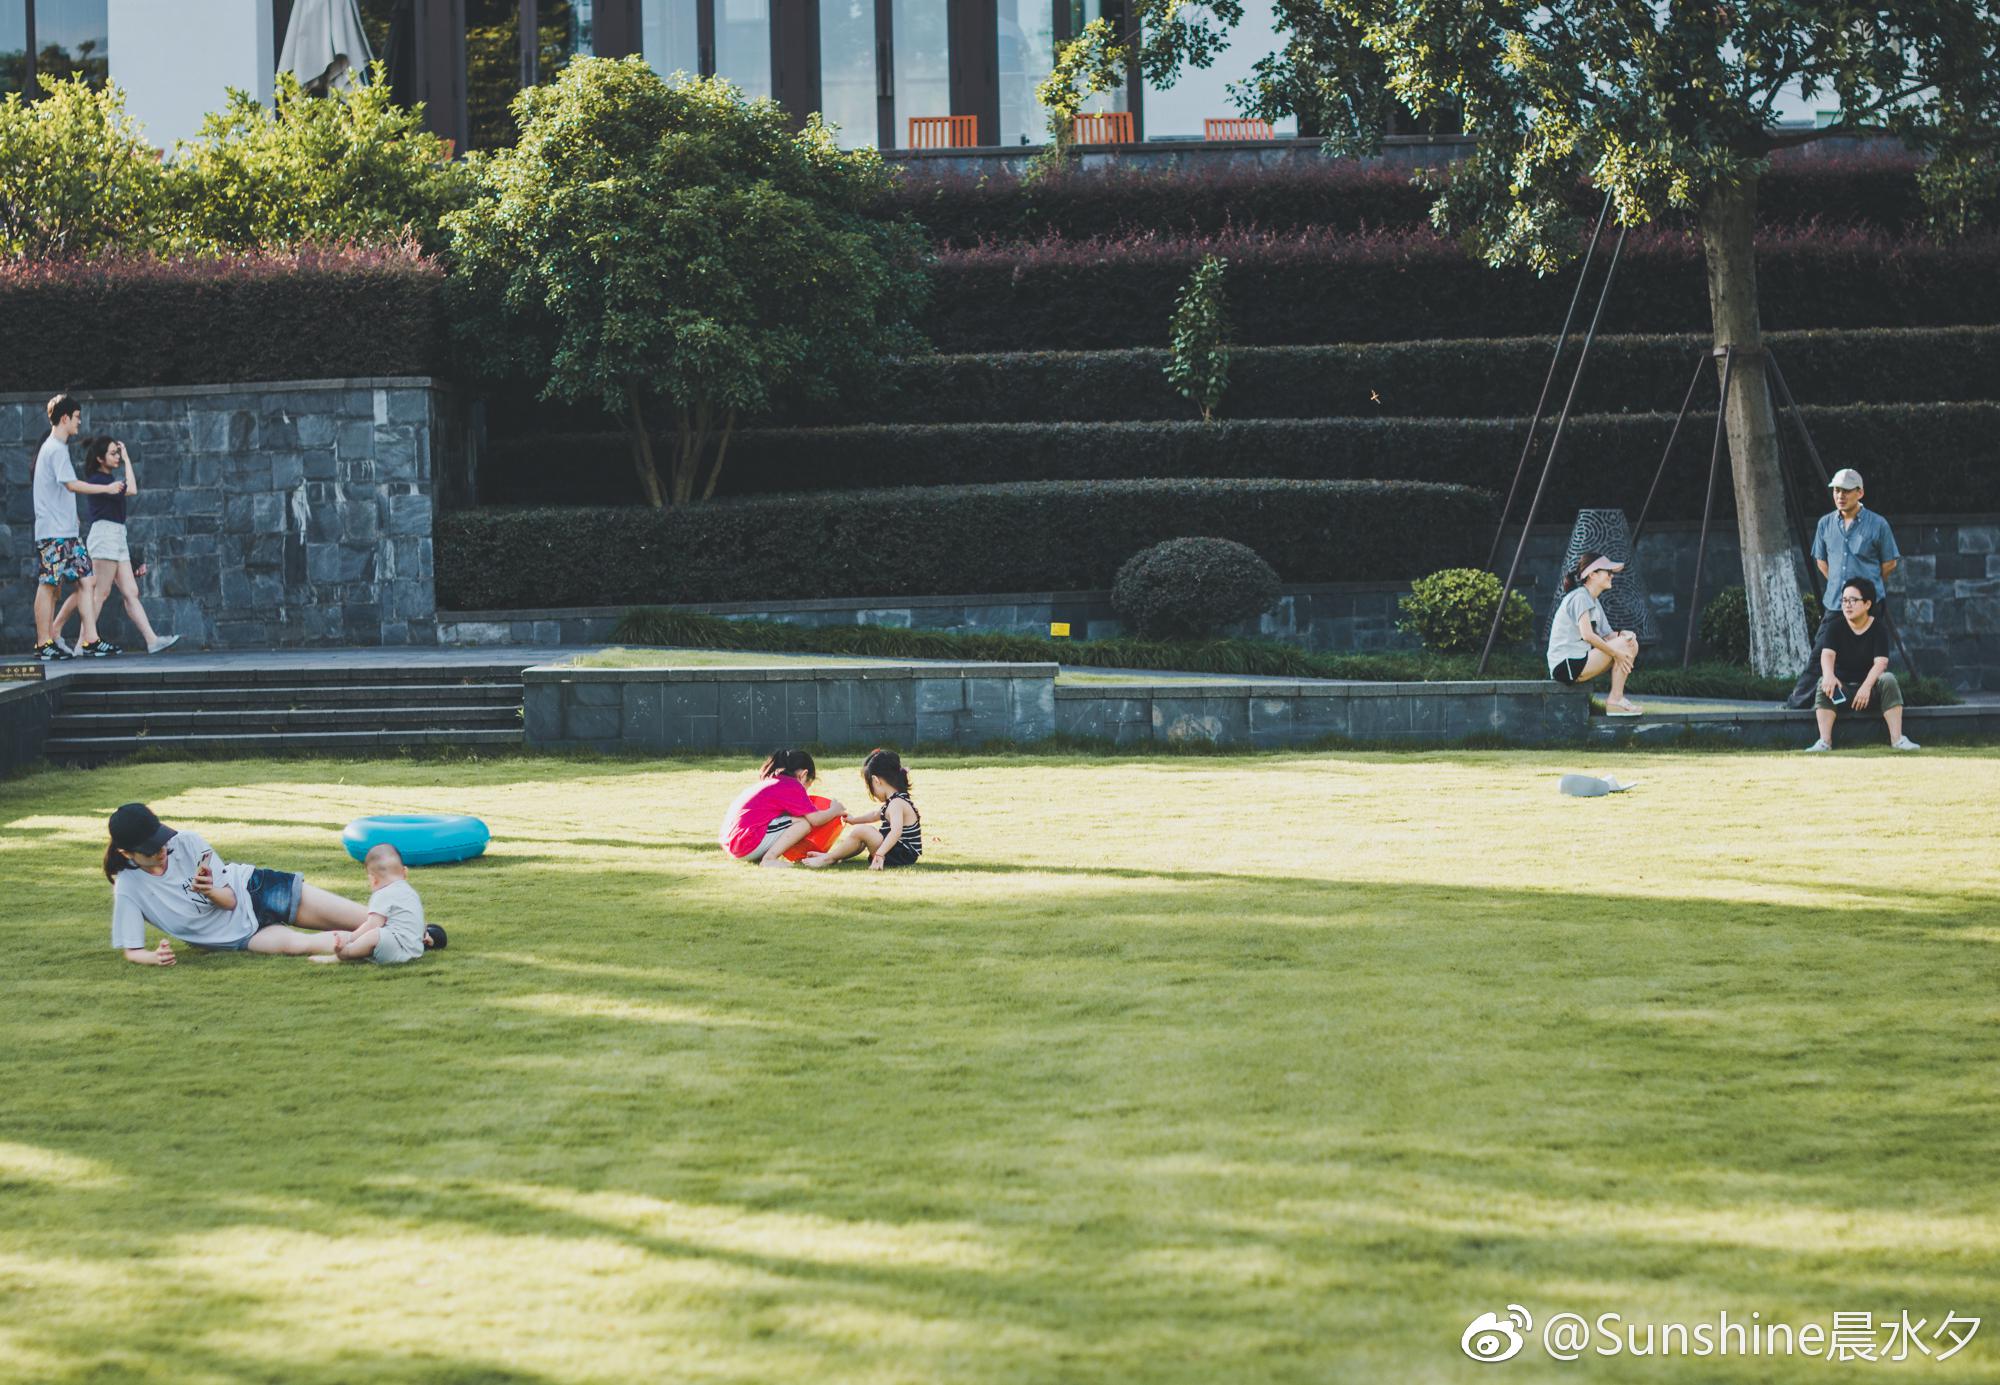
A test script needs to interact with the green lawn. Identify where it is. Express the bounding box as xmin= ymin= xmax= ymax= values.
xmin=4 ymin=750 xmax=1998 ymax=1383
